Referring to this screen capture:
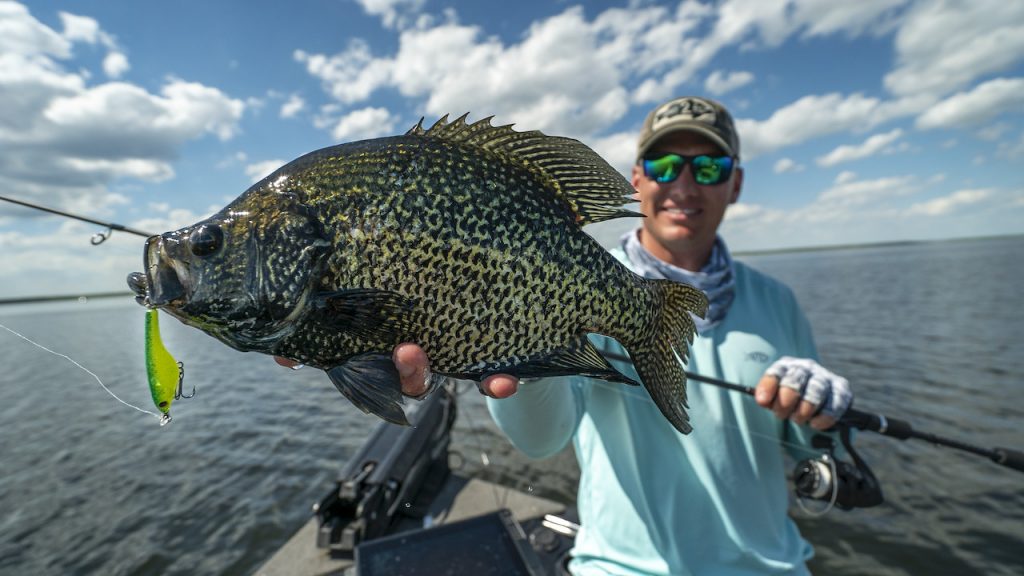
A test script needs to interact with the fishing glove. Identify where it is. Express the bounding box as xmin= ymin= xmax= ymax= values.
xmin=765 ymin=356 xmax=852 ymax=420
